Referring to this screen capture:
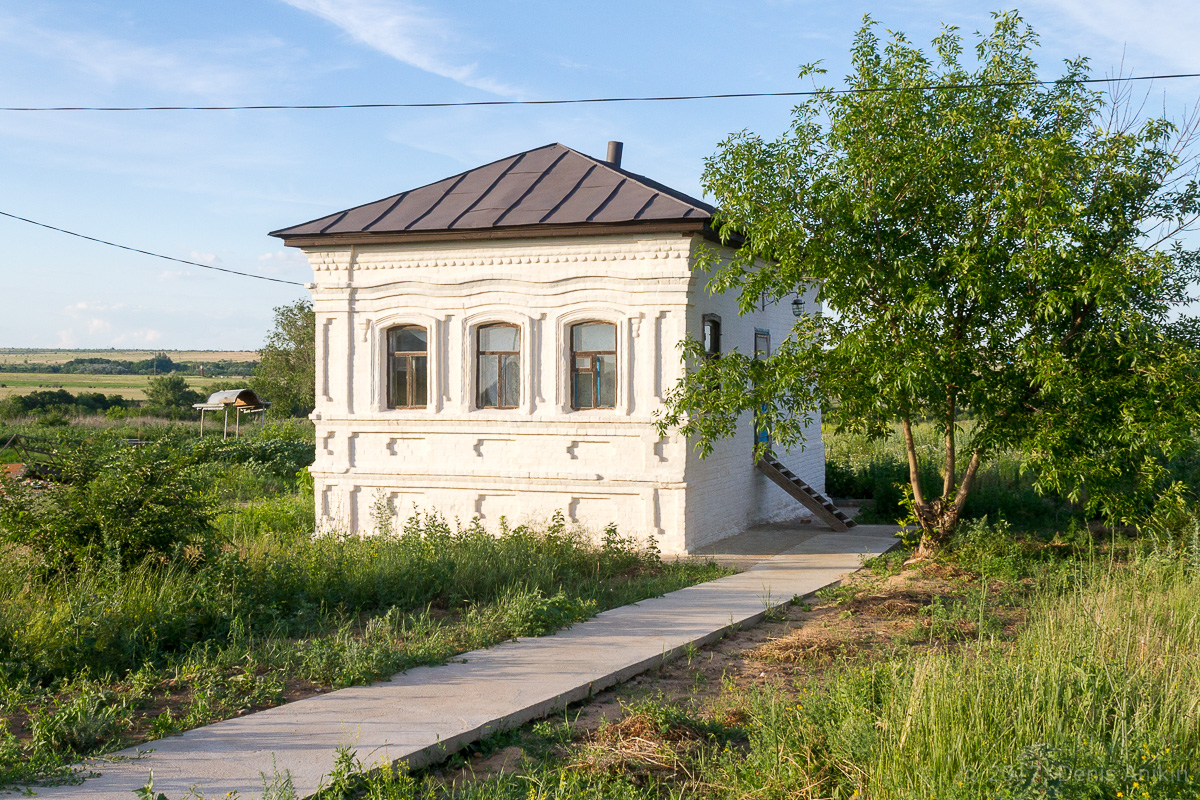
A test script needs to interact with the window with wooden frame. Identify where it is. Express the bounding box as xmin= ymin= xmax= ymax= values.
xmin=570 ymin=322 xmax=617 ymax=410
xmin=386 ymin=325 xmax=428 ymax=409
xmin=477 ymin=323 xmax=520 ymax=409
